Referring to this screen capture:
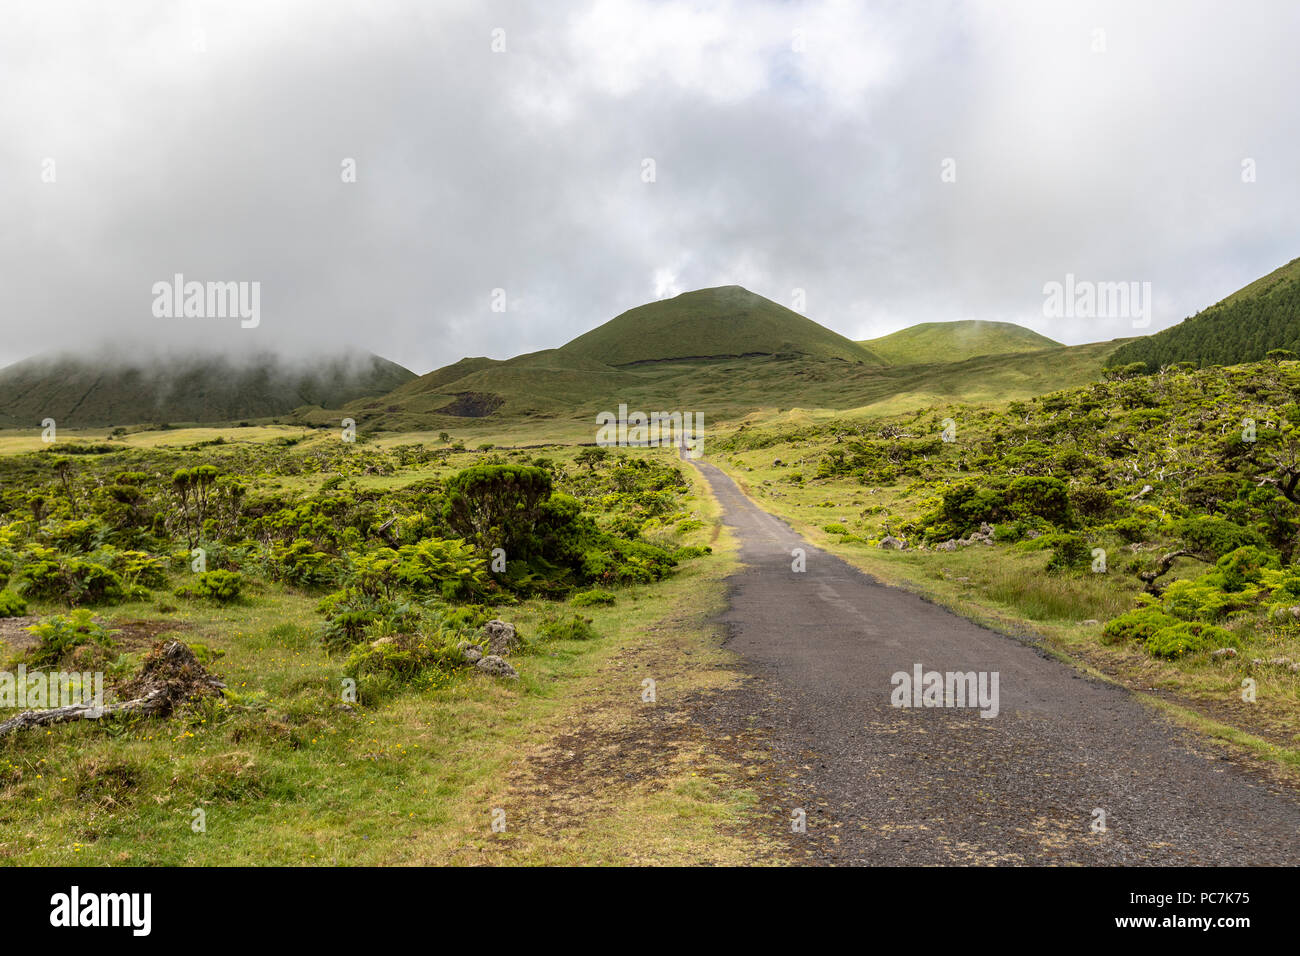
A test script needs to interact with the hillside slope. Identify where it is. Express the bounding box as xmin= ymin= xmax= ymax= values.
xmin=0 ymin=352 xmax=415 ymax=427
xmin=561 ymin=286 xmax=882 ymax=366
xmin=319 ymin=337 xmax=1127 ymax=432
xmin=861 ymin=320 xmax=1059 ymax=365
xmin=1108 ymin=256 xmax=1300 ymax=370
